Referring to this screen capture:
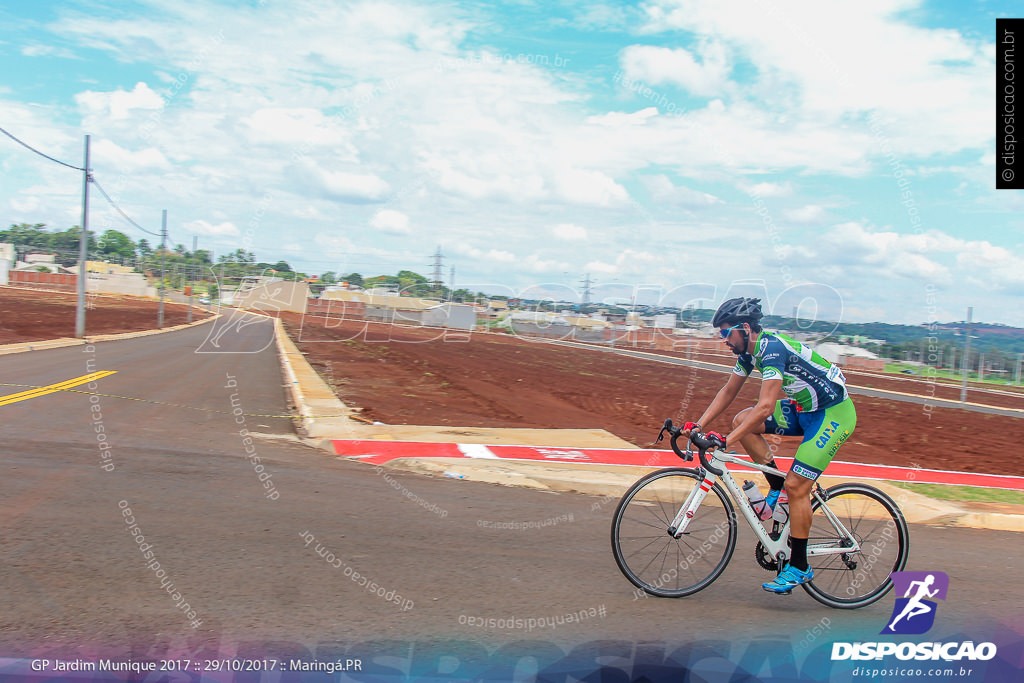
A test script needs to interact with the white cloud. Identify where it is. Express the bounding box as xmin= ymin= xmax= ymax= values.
xmin=370 ymin=209 xmax=410 ymax=235
xmin=637 ymin=0 xmax=993 ymax=156
xmin=586 ymin=107 xmax=660 ymax=126
xmin=21 ymin=44 xmax=78 ymax=59
xmin=584 ymin=260 xmax=618 ymax=275
xmin=552 ymin=168 xmax=629 ymax=206
xmin=10 ymin=196 xmax=42 ymax=213
xmin=296 ymin=161 xmax=390 ymax=203
xmin=553 ymin=223 xmax=587 ymax=241
xmin=745 ymin=181 xmax=794 ymax=198
xmin=184 ymin=219 xmax=240 ymax=236
xmin=620 ymin=41 xmax=730 ymax=96
xmin=522 ymin=253 xmax=571 ymax=273
xmin=783 ymin=204 xmax=826 ymax=223
xmin=243 ymin=108 xmax=348 ymax=146
xmin=453 ymin=243 xmax=517 ymax=263
xmin=803 ymin=222 xmax=1024 ymax=288
xmin=91 ymin=139 xmax=170 ymax=172
xmin=75 ymin=82 xmax=164 ymax=120
xmin=584 ymin=249 xmax=662 ymax=277
xmin=645 ymin=175 xmax=722 ymax=207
